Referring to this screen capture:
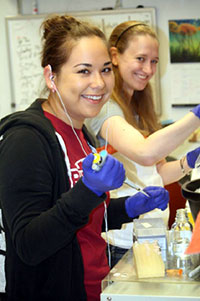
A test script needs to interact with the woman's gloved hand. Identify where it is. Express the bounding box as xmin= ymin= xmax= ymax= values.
xmin=82 ymin=153 xmax=125 ymax=196
xmin=191 ymin=104 xmax=200 ymax=119
xmin=125 ymin=186 xmax=169 ymax=218
xmin=186 ymin=146 xmax=200 ymax=168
